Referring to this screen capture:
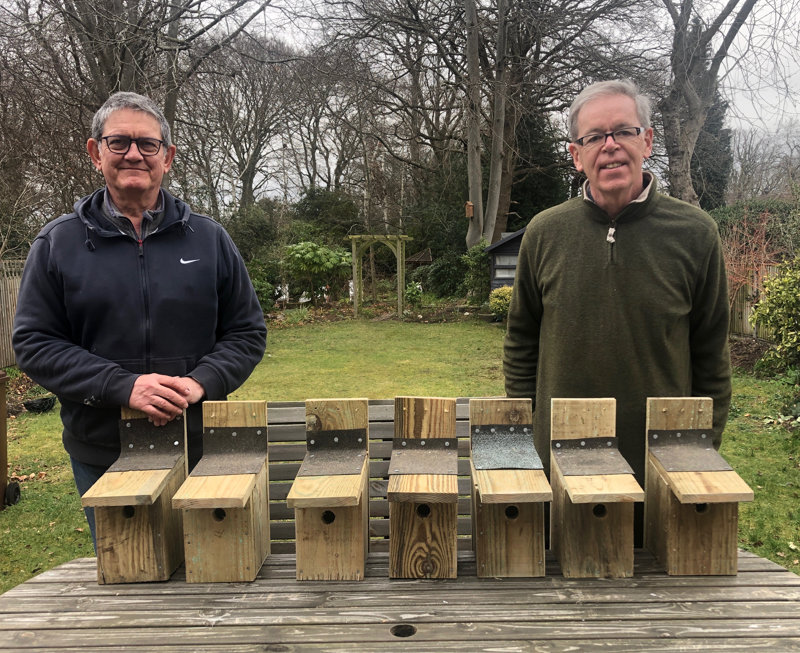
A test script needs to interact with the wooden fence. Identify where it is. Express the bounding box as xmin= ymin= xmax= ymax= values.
xmin=0 ymin=260 xmax=24 ymax=368
xmin=729 ymin=265 xmax=778 ymax=340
